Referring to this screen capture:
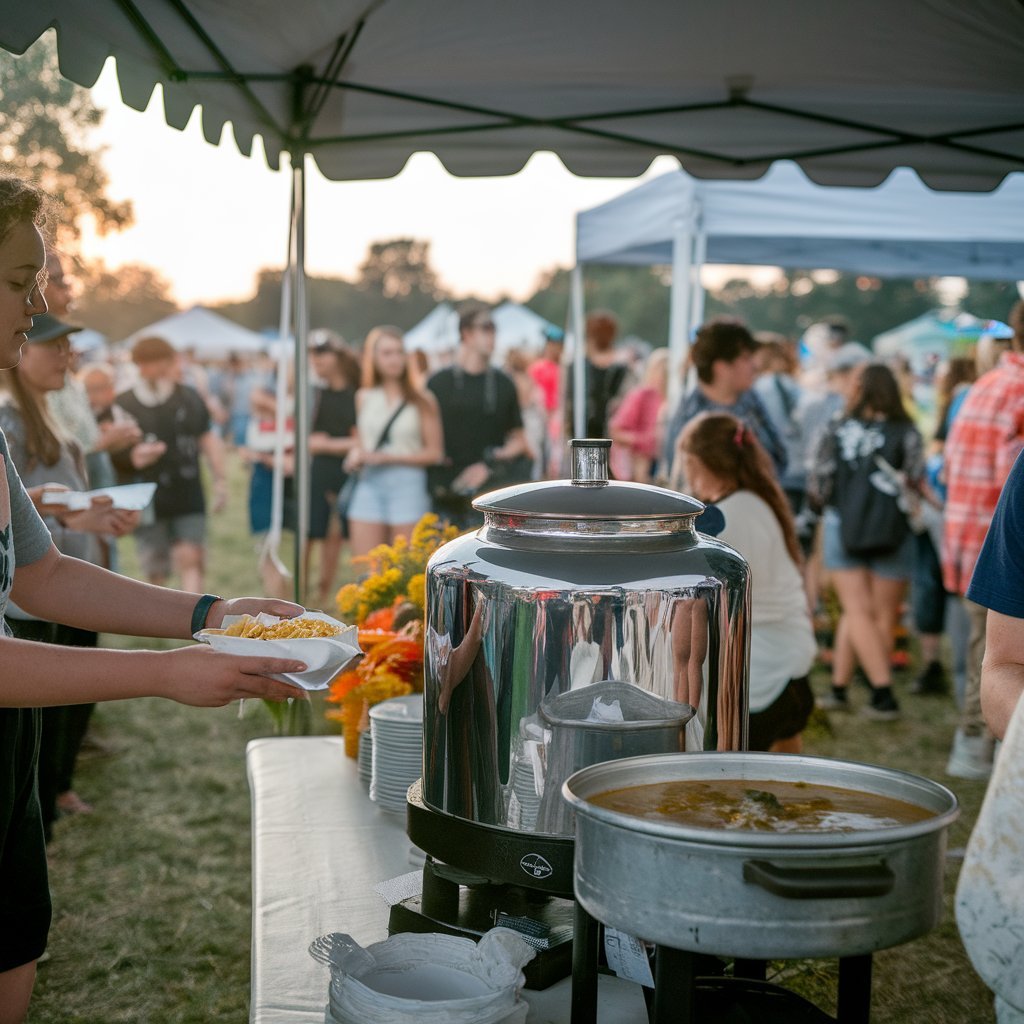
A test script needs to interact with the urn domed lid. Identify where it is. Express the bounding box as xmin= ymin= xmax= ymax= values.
xmin=473 ymin=439 xmax=704 ymax=521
